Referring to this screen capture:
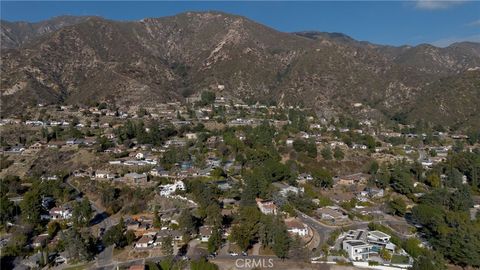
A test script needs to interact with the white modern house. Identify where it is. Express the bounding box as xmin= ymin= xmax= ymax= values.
xmin=94 ymin=170 xmax=115 ymax=180
xmin=159 ymin=181 xmax=186 ymax=196
xmin=279 ymin=185 xmax=304 ymax=197
xmin=367 ymin=231 xmax=396 ymax=252
xmin=341 ymin=229 xmax=400 ymax=261
xmin=343 ymin=240 xmax=371 ymax=261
